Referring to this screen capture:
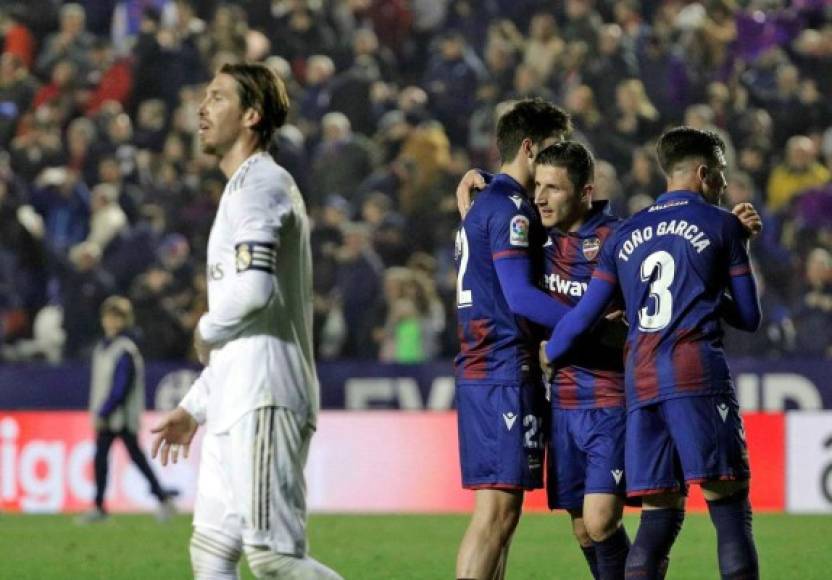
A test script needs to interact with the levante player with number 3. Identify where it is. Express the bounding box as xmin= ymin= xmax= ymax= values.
xmin=543 ymin=127 xmax=762 ymax=580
